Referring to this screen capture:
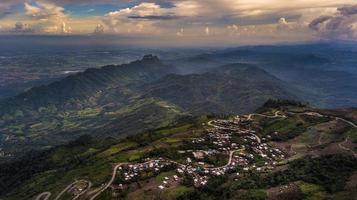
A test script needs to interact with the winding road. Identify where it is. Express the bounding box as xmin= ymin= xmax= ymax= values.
xmin=285 ymin=111 xmax=357 ymax=157
xmin=73 ymin=181 xmax=92 ymax=200
xmin=335 ymin=117 xmax=357 ymax=128
xmin=338 ymin=137 xmax=357 ymax=158
xmin=34 ymin=110 xmax=357 ymax=200
xmin=247 ymin=111 xmax=286 ymax=120
xmin=89 ymin=163 xmax=127 ymax=200
xmin=34 ymin=180 xmax=91 ymax=200
xmin=286 ymin=111 xmax=357 ymax=128
xmin=35 ymin=192 xmax=51 ymax=200
xmin=54 ymin=180 xmax=80 ymax=200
